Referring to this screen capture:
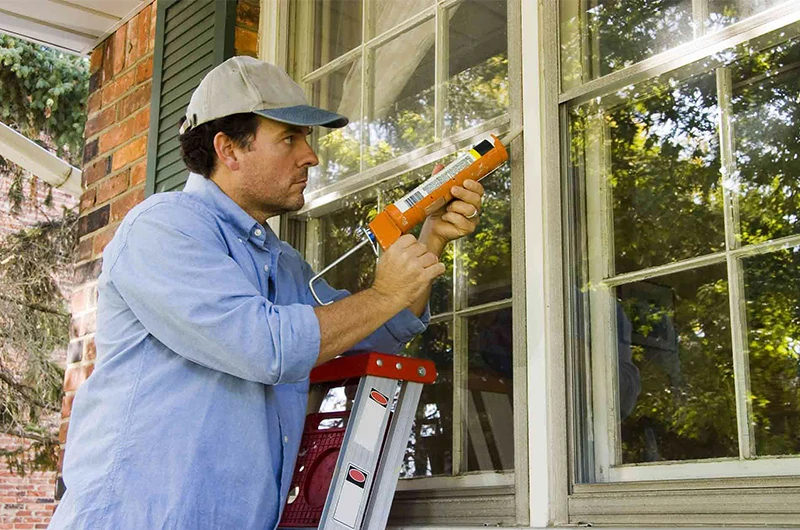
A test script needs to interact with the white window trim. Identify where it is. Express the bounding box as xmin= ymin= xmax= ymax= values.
xmin=521 ymin=0 xmax=570 ymax=526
